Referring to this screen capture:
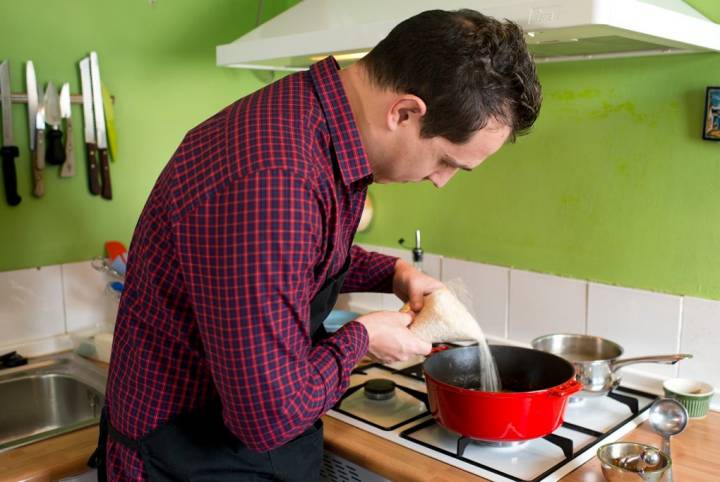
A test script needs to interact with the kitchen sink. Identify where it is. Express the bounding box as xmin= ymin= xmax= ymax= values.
xmin=0 ymin=353 xmax=106 ymax=452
